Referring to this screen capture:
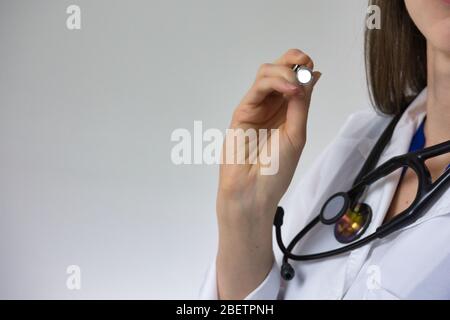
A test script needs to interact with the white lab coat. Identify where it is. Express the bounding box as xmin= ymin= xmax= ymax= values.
xmin=199 ymin=88 xmax=450 ymax=300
